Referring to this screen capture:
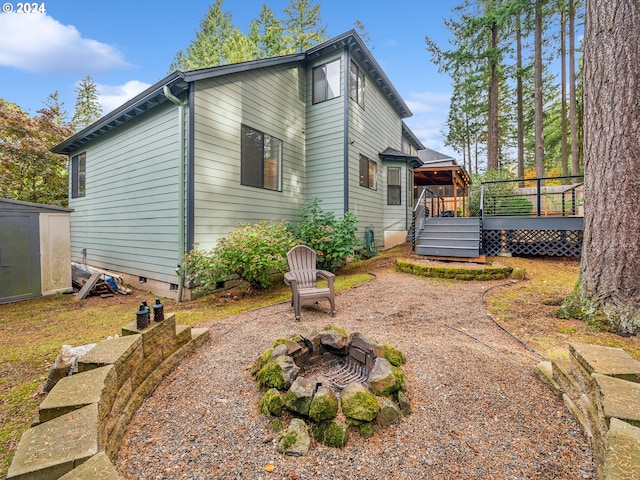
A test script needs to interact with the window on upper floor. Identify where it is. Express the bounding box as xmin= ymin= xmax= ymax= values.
xmin=312 ymin=58 xmax=341 ymax=104
xmin=349 ymin=61 xmax=365 ymax=108
xmin=387 ymin=167 xmax=401 ymax=205
xmin=359 ymin=155 xmax=377 ymax=190
xmin=241 ymin=124 xmax=282 ymax=191
xmin=71 ymin=152 xmax=86 ymax=198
